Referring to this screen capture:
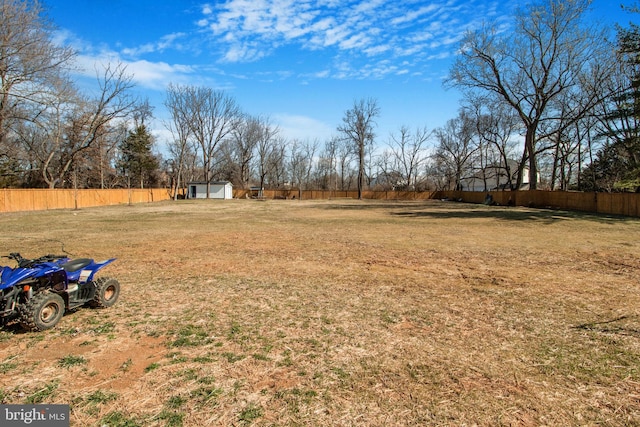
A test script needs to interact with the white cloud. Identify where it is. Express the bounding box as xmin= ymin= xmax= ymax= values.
xmin=223 ymin=42 xmax=267 ymax=63
xmin=390 ymin=4 xmax=439 ymax=26
xmin=200 ymin=0 xmax=516 ymax=73
xmin=125 ymin=60 xmax=196 ymax=89
xmin=338 ymin=33 xmax=370 ymax=50
xmin=121 ymin=43 xmax=156 ymax=56
xmin=364 ymin=44 xmax=392 ymax=56
xmin=54 ymin=27 xmax=202 ymax=91
xmin=115 ymin=33 xmax=189 ymax=58
xmin=71 ymin=50 xmax=196 ymax=91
